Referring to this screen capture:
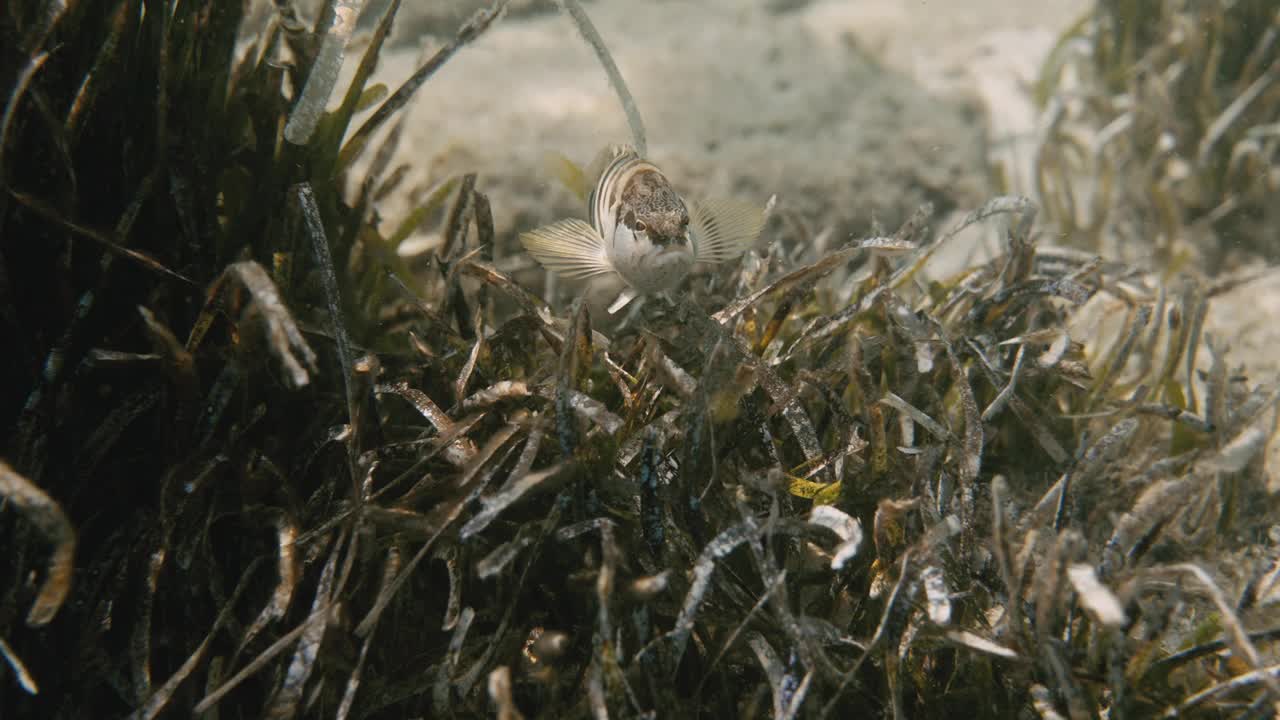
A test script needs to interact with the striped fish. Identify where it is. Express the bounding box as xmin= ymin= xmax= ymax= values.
xmin=520 ymin=144 xmax=765 ymax=313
